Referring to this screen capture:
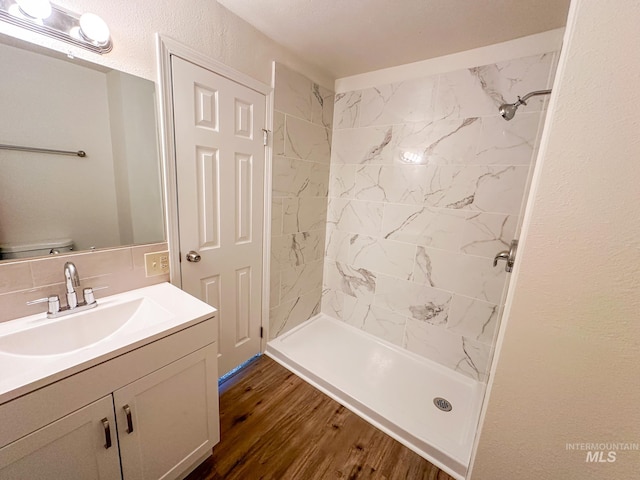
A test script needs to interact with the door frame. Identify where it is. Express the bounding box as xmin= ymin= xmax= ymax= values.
xmin=155 ymin=34 xmax=274 ymax=351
